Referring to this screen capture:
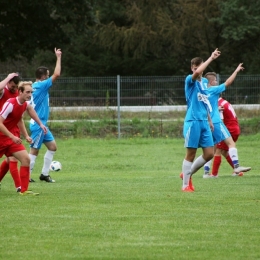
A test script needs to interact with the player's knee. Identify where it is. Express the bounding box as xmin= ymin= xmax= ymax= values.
xmin=19 ymin=154 xmax=31 ymax=166
xmin=225 ymin=137 xmax=235 ymax=148
xmin=204 ymin=152 xmax=214 ymax=161
xmin=45 ymin=142 xmax=57 ymax=151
